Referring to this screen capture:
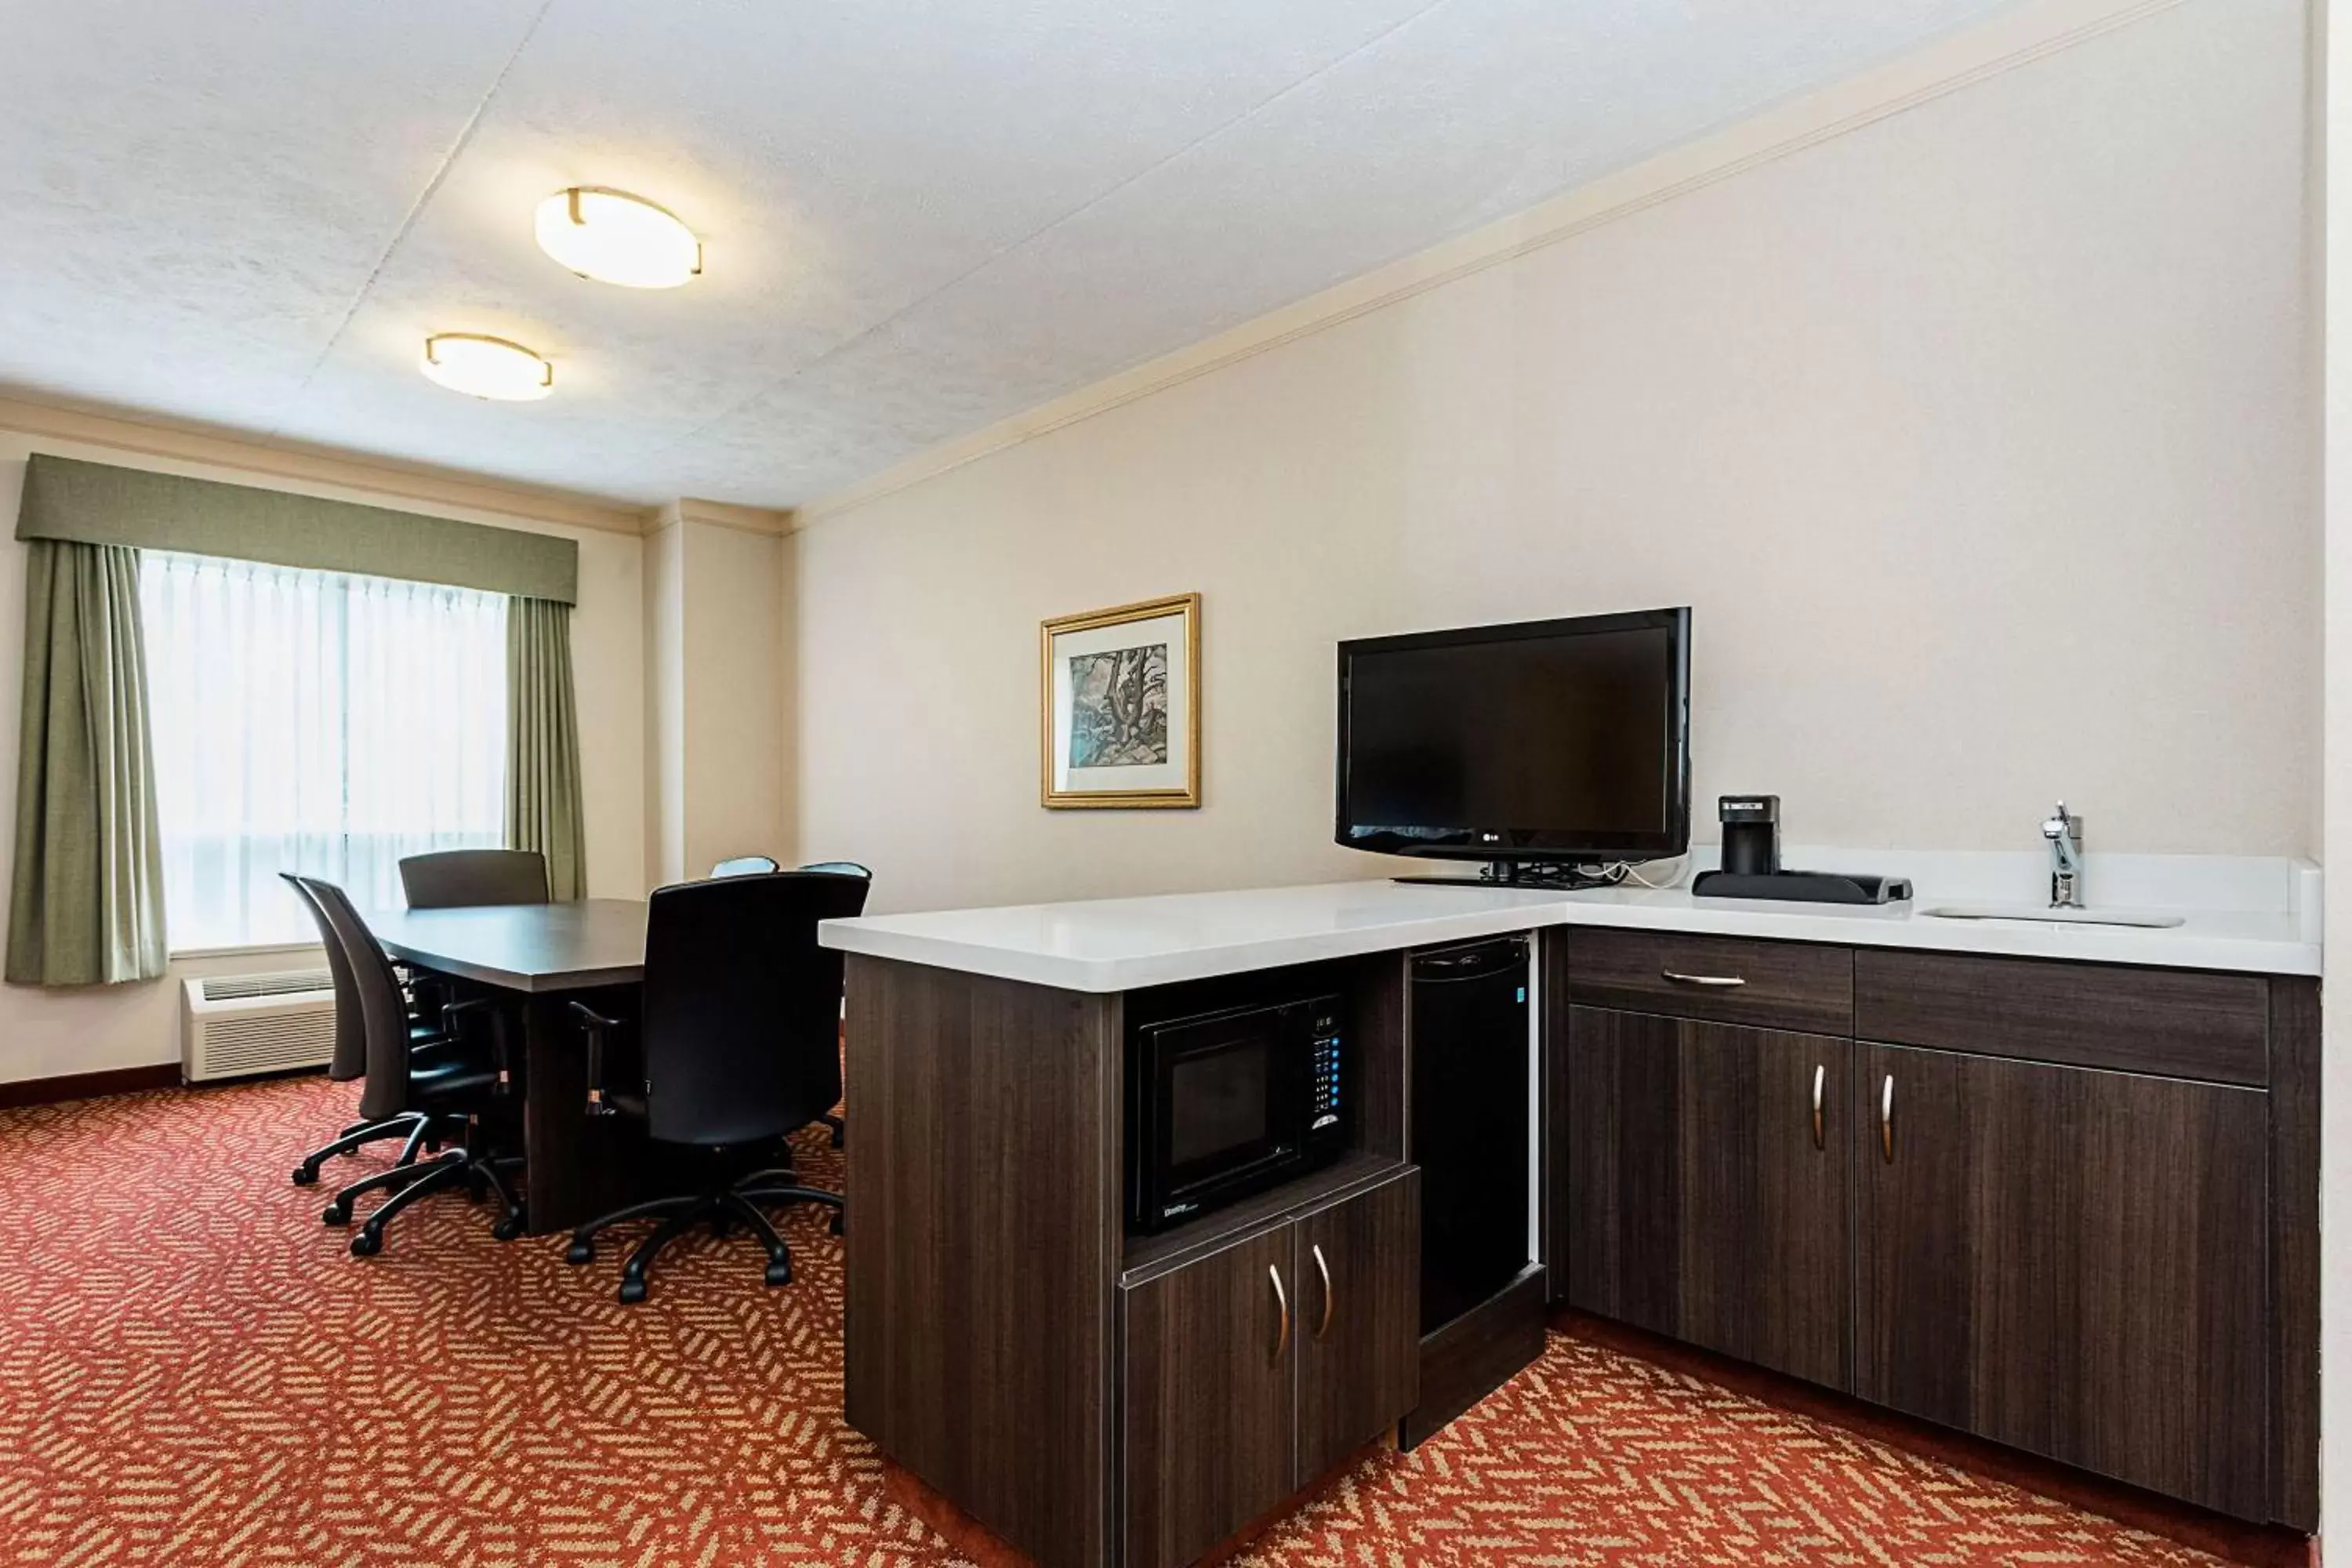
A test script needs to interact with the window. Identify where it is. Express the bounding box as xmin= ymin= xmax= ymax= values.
xmin=140 ymin=552 xmax=508 ymax=949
